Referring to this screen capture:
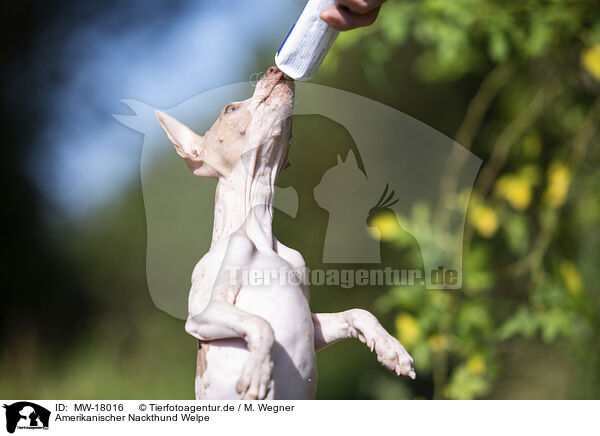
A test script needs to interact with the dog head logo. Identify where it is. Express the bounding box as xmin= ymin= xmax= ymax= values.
xmin=3 ymin=402 xmax=50 ymax=434
xmin=115 ymin=81 xmax=482 ymax=318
